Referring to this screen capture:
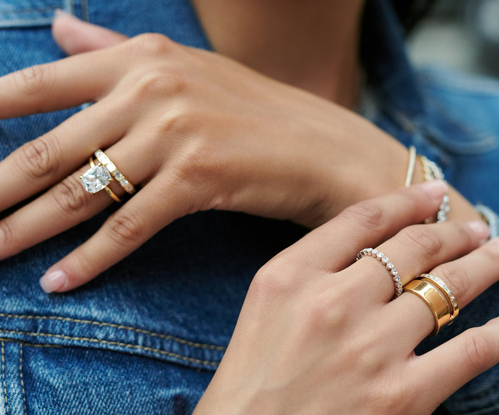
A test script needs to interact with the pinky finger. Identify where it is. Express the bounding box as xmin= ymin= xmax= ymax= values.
xmin=40 ymin=178 xmax=188 ymax=292
xmin=412 ymin=318 xmax=499 ymax=409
